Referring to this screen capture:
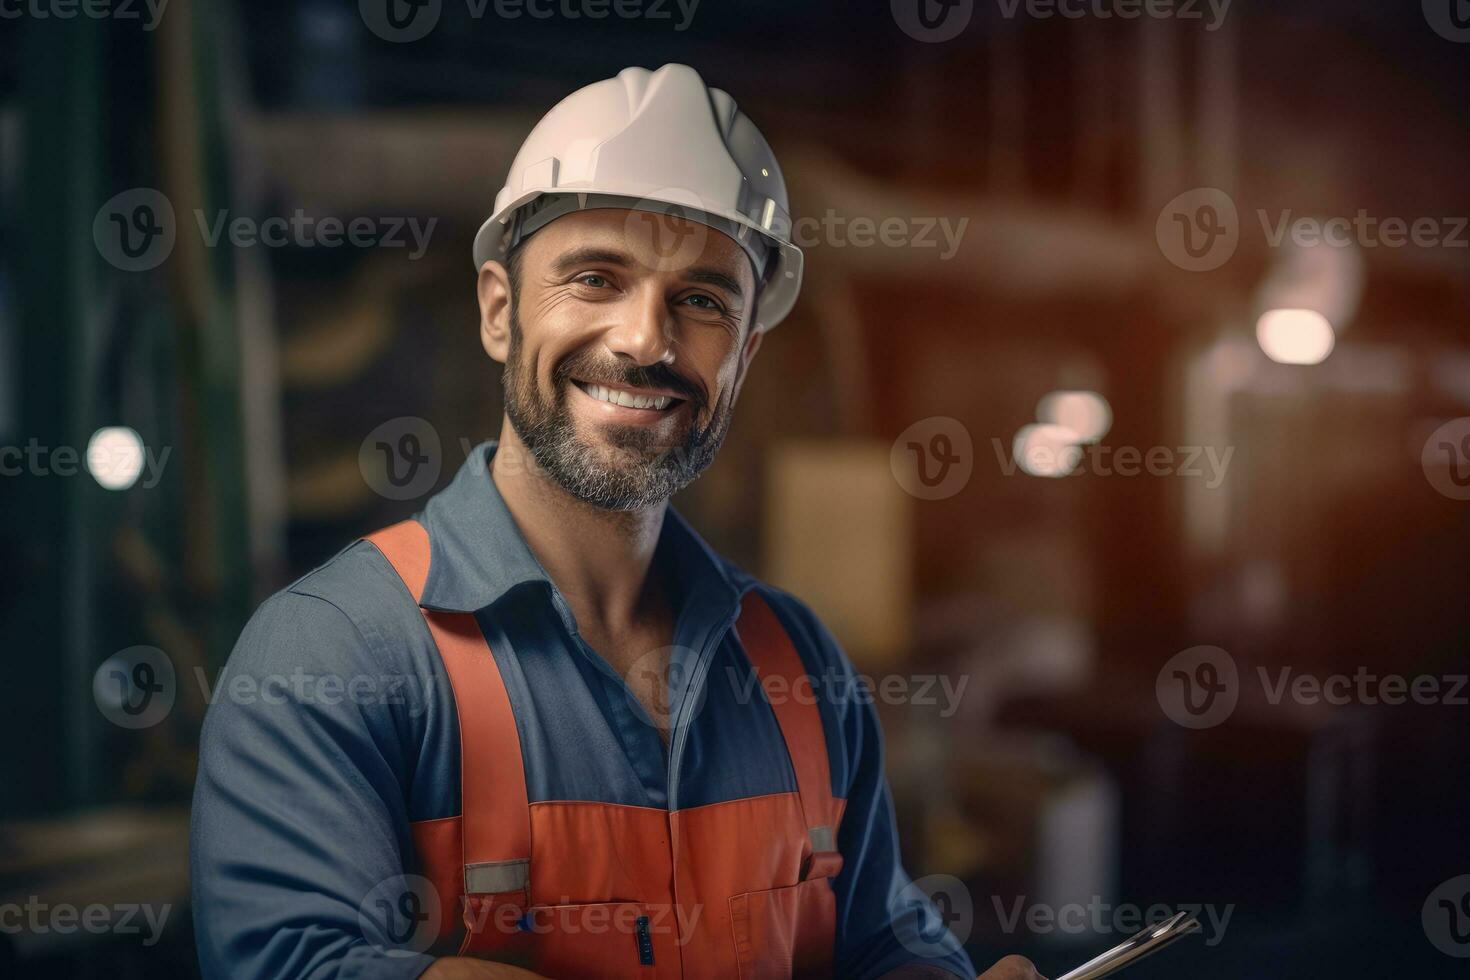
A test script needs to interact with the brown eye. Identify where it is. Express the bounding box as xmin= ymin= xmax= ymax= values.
xmin=683 ymin=293 xmax=722 ymax=311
